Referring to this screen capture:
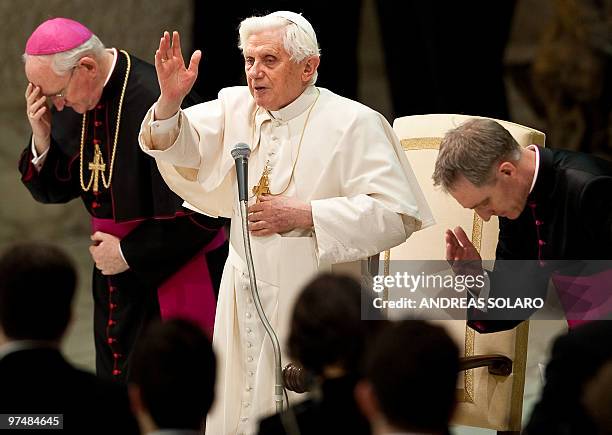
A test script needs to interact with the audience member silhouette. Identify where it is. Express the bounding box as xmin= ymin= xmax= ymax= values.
xmin=583 ymin=360 xmax=612 ymax=435
xmin=355 ymin=320 xmax=459 ymax=435
xmin=258 ymin=273 xmax=386 ymax=435
xmin=0 ymin=242 xmax=138 ymax=434
xmin=525 ymin=321 xmax=612 ymax=435
xmin=128 ymin=318 xmax=217 ymax=435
